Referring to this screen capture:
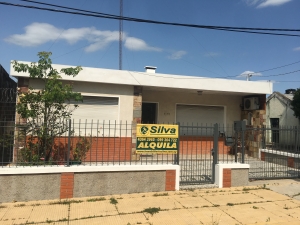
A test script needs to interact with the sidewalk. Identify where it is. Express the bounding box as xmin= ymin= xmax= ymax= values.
xmin=0 ymin=181 xmax=300 ymax=225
